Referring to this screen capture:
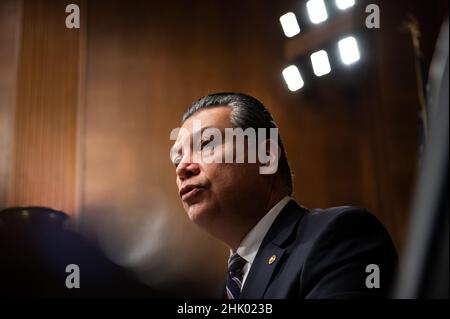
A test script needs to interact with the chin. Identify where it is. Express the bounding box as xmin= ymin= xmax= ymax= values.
xmin=186 ymin=202 xmax=213 ymax=226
